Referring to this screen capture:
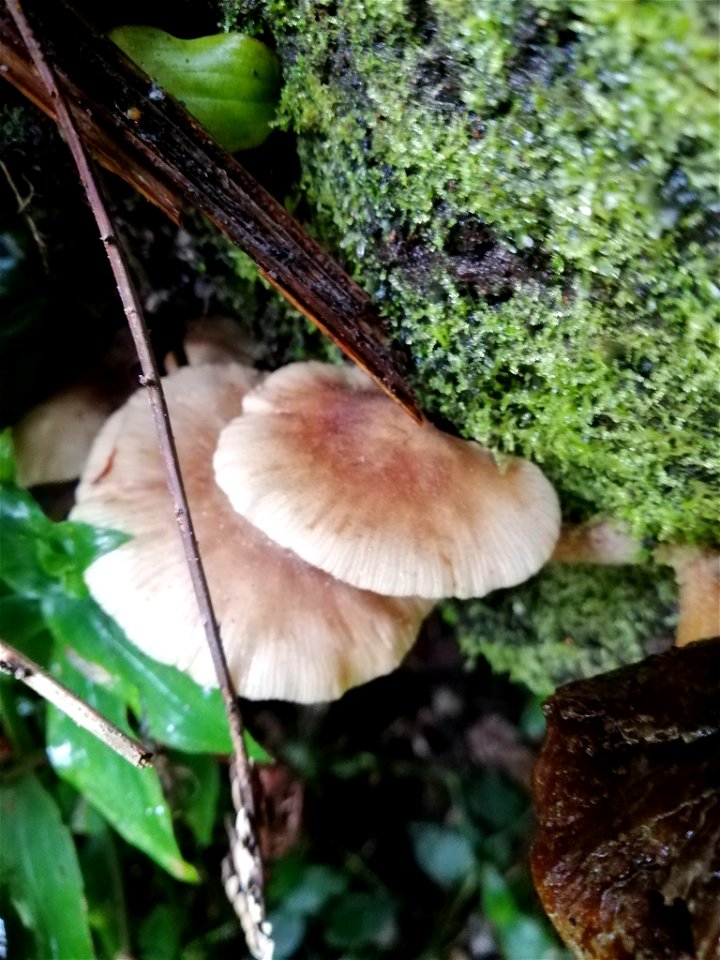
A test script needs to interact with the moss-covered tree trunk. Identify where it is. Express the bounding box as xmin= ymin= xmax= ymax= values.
xmin=222 ymin=0 xmax=719 ymax=689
